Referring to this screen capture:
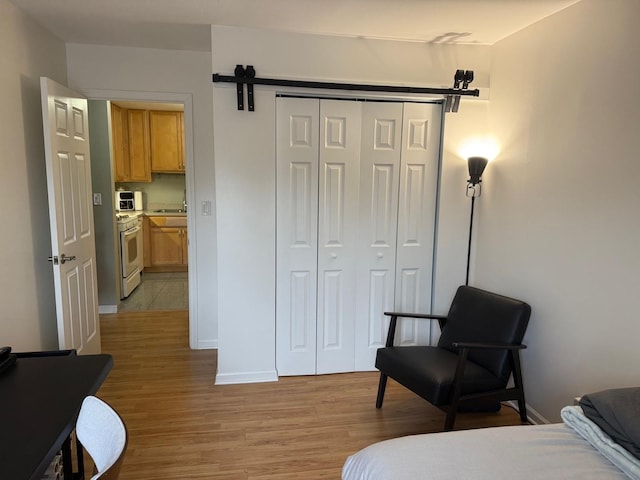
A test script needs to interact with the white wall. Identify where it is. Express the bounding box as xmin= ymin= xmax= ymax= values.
xmin=478 ymin=0 xmax=640 ymax=422
xmin=439 ymin=99 xmax=494 ymax=327
xmin=66 ymin=43 xmax=218 ymax=349
xmin=0 ymin=0 xmax=67 ymax=350
xmin=211 ymin=25 xmax=492 ymax=383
